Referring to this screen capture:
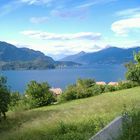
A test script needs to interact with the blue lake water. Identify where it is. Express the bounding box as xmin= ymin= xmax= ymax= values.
xmin=0 ymin=65 xmax=126 ymax=93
